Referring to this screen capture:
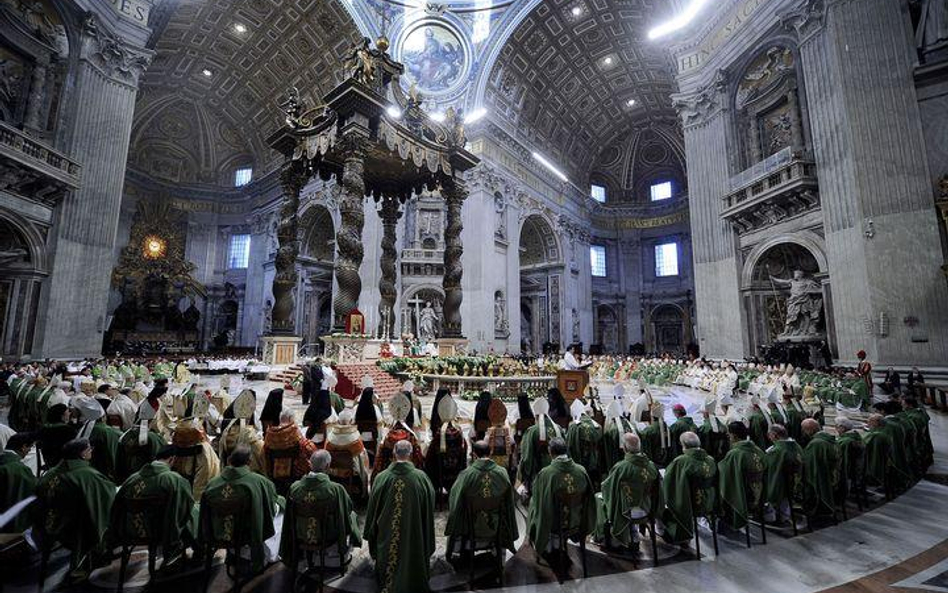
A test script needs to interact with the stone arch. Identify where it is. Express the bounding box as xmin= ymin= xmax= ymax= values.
xmin=401 ymin=285 xmax=445 ymax=339
xmin=518 ymin=213 xmax=561 ymax=267
xmin=299 ymin=204 xmax=335 ymax=261
xmin=0 ymin=209 xmax=47 ymax=274
xmin=596 ymin=303 xmax=619 ymax=353
xmin=741 ymin=232 xmax=827 ymax=290
xmin=650 ymin=303 xmax=686 ymax=355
